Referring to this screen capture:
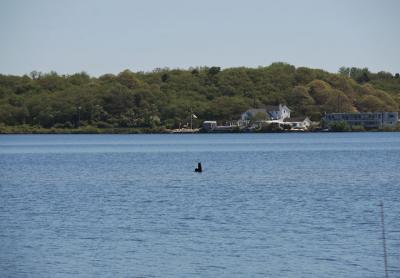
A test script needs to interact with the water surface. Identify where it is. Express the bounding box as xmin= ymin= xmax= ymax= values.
xmin=1 ymin=133 xmax=399 ymax=277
